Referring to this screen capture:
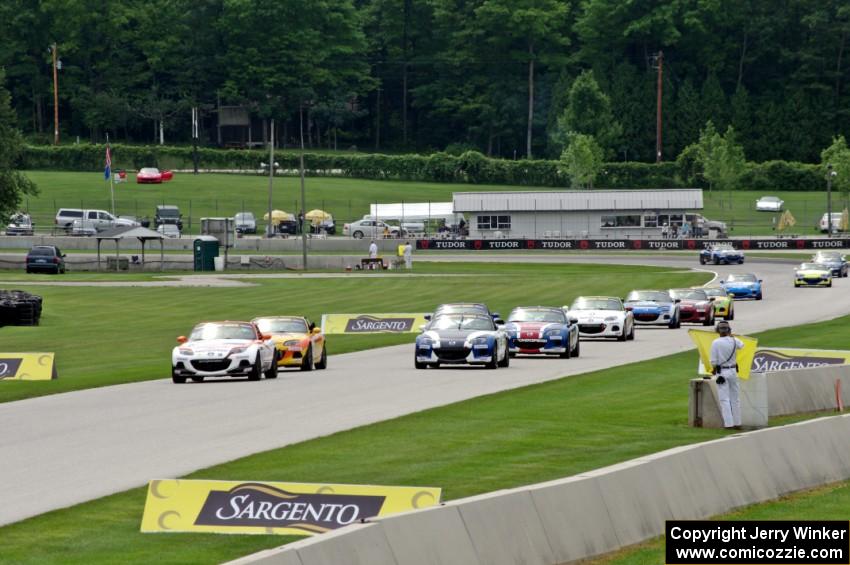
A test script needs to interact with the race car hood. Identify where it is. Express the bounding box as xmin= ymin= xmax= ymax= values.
xmin=814 ymin=260 xmax=842 ymax=268
xmin=268 ymin=332 xmax=309 ymax=343
xmin=724 ymin=281 xmax=758 ymax=289
xmin=626 ymin=301 xmax=673 ymax=310
xmin=796 ymin=269 xmax=830 ymax=276
xmin=677 ymin=299 xmax=710 ymax=309
xmin=179 ymin=338 xmax=255 ymax=353
xmin=421 ymin=329 xmax=493 ymax=343
xmin=504 ymin=321 xmax=562 ymax=337
xmin=569 ymin=309 xmax=624 ymax=321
